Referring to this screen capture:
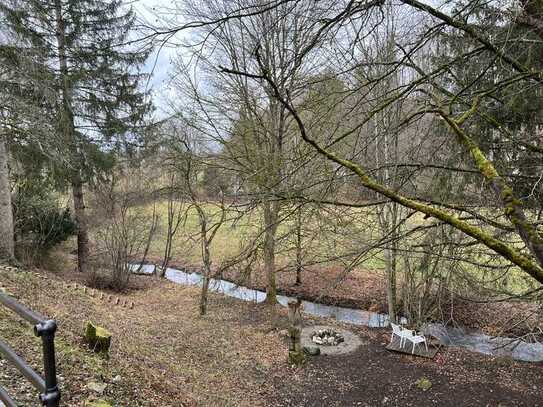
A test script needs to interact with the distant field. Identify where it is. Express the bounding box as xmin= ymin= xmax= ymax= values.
xmin=131 ymin=201 xmax=535 ymax=293
xmin=140 ymin=200 xmax=389 ymax=271
xmin=87 ymin=199 xmax=537 ymax=296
